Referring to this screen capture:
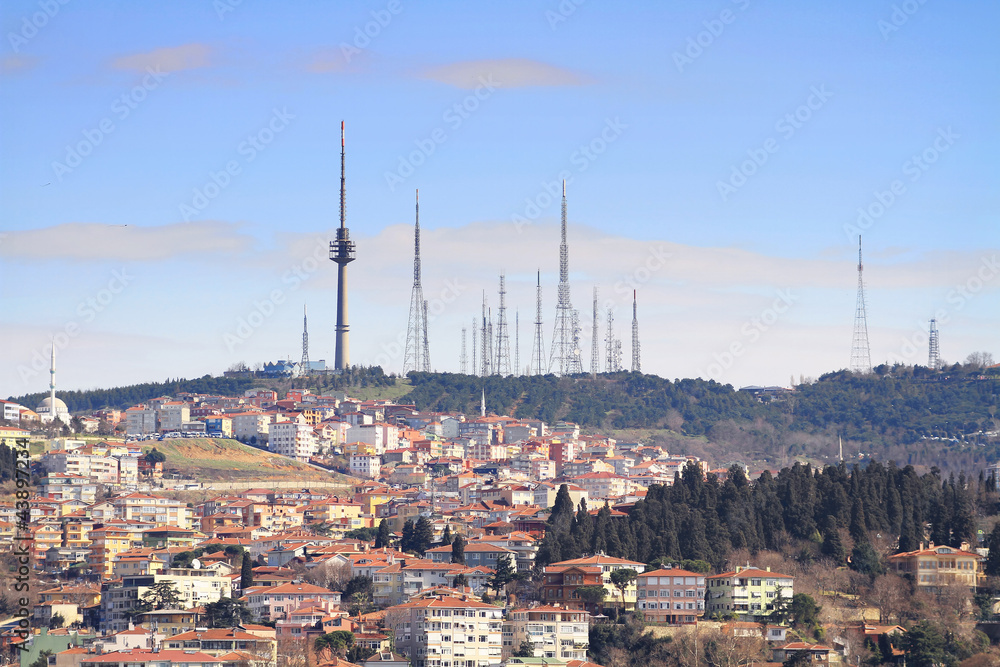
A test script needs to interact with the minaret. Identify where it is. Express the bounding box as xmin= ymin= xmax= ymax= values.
xmin=928 ymin=319 xmax=940 ymax=370
xmin=49 ymin=343 xmax=57 ymax=418
xmin=850 ymin=235 xmax=872 ymax=374
xmin=301 ymin=305 xmax=310 ymax=373
xmin=403 ymin=190 xmax=427 ymax=374
xmin=330 ymin=121 xmax=356 ymax=371
xmin=480 ymin=388 xmax=486 ymax=418
xmin=631 ymin=290 xmax=641 ymax=373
